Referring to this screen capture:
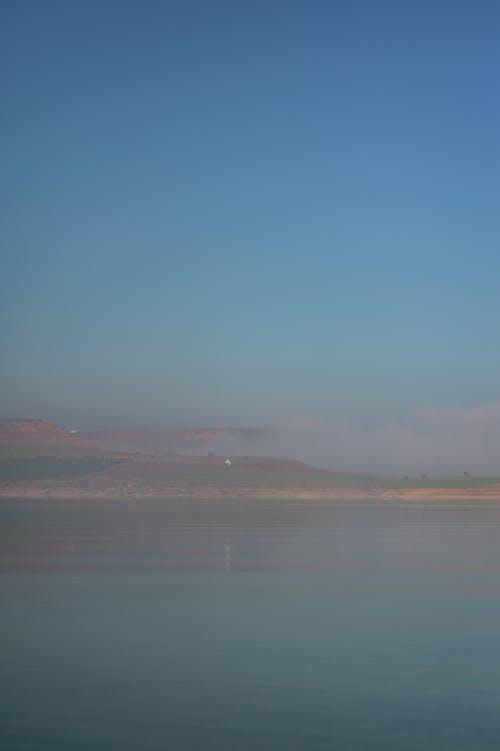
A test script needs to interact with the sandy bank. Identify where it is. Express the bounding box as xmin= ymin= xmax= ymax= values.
xmin=2 ymin=480 xmax=500 ymax=501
